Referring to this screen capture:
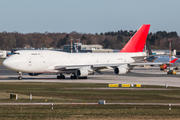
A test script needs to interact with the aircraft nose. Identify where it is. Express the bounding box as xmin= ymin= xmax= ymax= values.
xmin=3 ymin=59 xmax=10 ymax=68
xmin=2 ymin=58 xmax=14 ymax=69
xmin=3 ymin=57 xmax=22 ymax=71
